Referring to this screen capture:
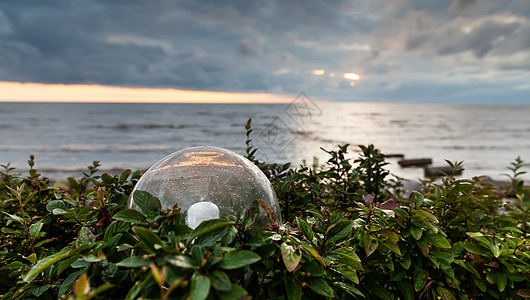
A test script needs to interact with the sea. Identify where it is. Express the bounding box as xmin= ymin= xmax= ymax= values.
xmin=1 ymin=101 xmax=529 ymax=182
